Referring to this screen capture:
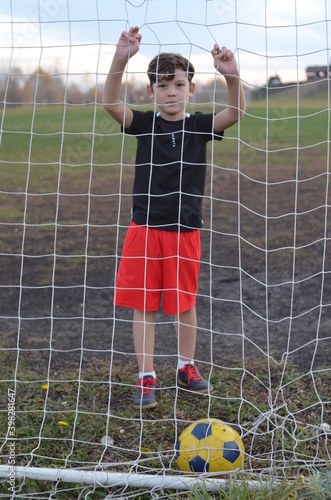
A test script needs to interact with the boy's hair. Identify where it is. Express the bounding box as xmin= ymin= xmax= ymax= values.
xmin=147 ymin=53 xmax=195 ymax=88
